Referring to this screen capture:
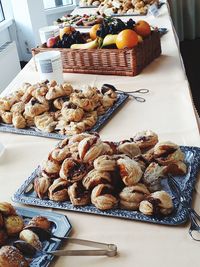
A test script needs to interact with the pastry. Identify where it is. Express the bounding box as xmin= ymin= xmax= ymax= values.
xmin=117 ymin=141 xmax=141 ymax=158
xmin=60 ymin=158 xmax=88 ymax=182
xmin=12 ymin=112 xmax=26 ymax=129
xmin=91 ymin=184 xmax=118 ymax=210
xmin=142 ymin=162 xmax=165 ymax=192
xmin=102 ymin=141 xmax=117 ymax=155
xmin=163 ymin=161 xmax=187 ymax=176
xmin=133 ymin=154 xmax=149 ymax=171
xmin=0 ymin=245 xmax=29 ymax=267
xmin=46 ymin=83 xmax=73 ymax=100
xmin=82 ymin=111 xmax=97 ymax=130
xmin=48 ymin=178 xmax=69 ymax=201
xmin=0 ymin=98 xmax=12 ymax=111
xmin=24 ymin=97 xmax=49 ymax=117
xmin=93 ymin=155 xmax=116 ymax=172
xmin=78 ymin=136 xmax=105 ymax=162
xmin=0 ymin=111 xmax=12 ymax=124
xmin=27 ymin=216 xmax=51 ymax=231
xmin=68 ymin=182 xmax=90 ymax=206
xmin=34 ymin=112 xmax=57 ymax=132
xmin=82 ymin=169 xmax=111 ymax=190
xmin=154 ymin=145 xmax=185 ymax=166
xmin=19 ymin=229 xmax=42 ymax=250
xmin=21 ymin=85 xmax=36 ymax=103
xmin=41 ymin=159 xmax=61 ymax=179
xmin=0 ymin=230 xmax=7 ymax=246
xmin=61 ymin=102 xmax=84 ymax=122
xmin=117 ymin=157 xmax=143 ymax=186
xmin=4 ymin=215 xmax=24 ymax=236
xmin=139 ymin=191 xmax=173 ymax=216
xmin=58 ymin=137 xmax=70 ymax=149
xmin=31 ymin=85 xmax=49 ymax=103
xmin=0 ymin=202 xmax=16 ymax=215
xmin=49 ymin=146 xmax=71 ymax=163
xmin=34 ymin=176 xmax=51 ymax=199
xmin=60 ymin=121 xmax=86 ymax=135
xmin=133 ymin=130 xmax=158 ymax=150
xmin=70 ymin=91 xmax=96 ymax=112
xmin=119 ymin=184 xmax=150 ymax=210
xmin=53 ymin=97 xmax=68 ymax=110
xmin=10 ymin=102 xmax=25 ymax=113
